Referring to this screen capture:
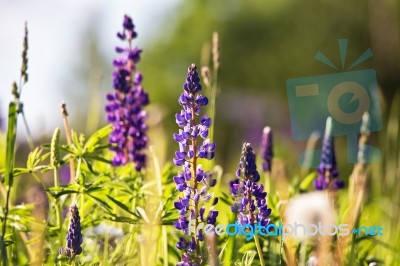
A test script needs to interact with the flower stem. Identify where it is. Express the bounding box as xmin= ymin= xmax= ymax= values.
xmin=54 ymin=168 xmax=62 ymax=226
xmin=247 ymin=180 xmax=265 ymax=266
xmin=191 ymin=104 xmax=201 ymax=263
xmin=53 ymin=167 xmax=63 ymax=258
xmin=254 ymin=235 xmax=265 ymax=266
xmin=60 ymin=102 xmax=76 ymax=183
xmin=265 ymin=171 xmax=271 ymax=194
